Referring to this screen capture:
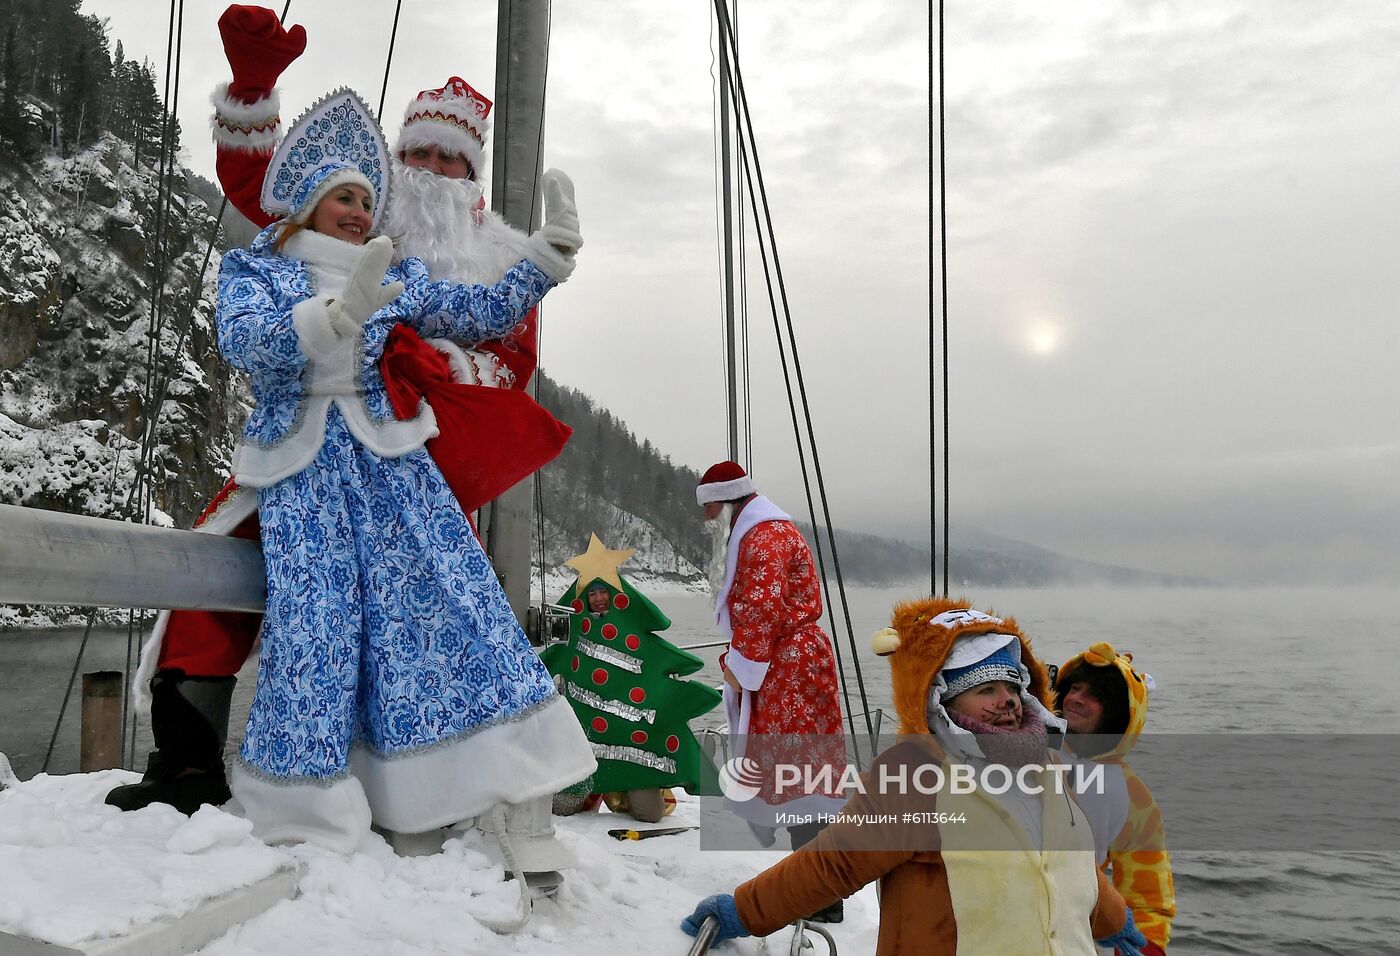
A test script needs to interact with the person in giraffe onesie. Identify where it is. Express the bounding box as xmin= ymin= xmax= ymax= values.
xmin=106 ymin=4 xmax=562 ymax=816
xmin=1056 ymin=643 xmax=1176 ymax=955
